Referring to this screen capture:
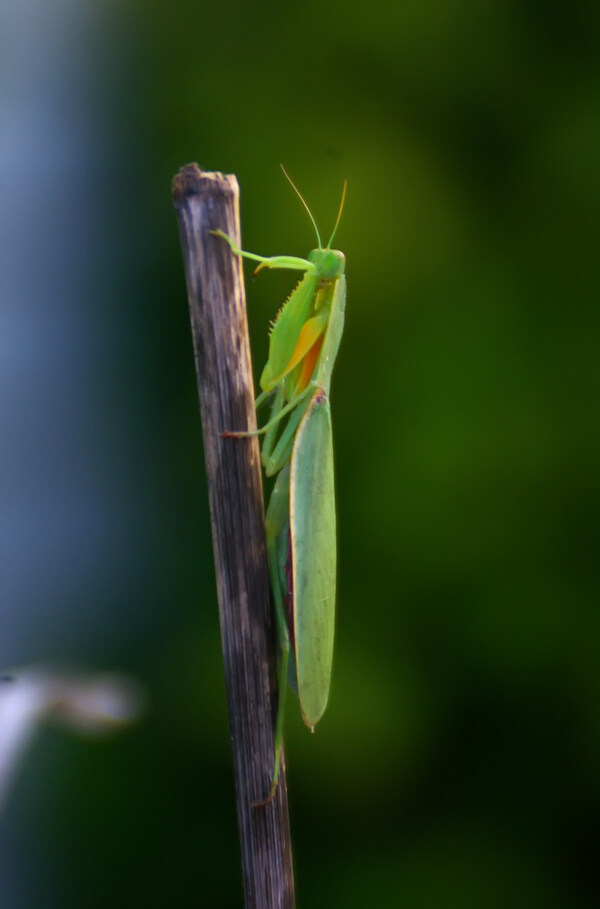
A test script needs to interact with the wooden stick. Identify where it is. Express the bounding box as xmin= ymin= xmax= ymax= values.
xmin=172 ymin=165 xmax=295 ymax=909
